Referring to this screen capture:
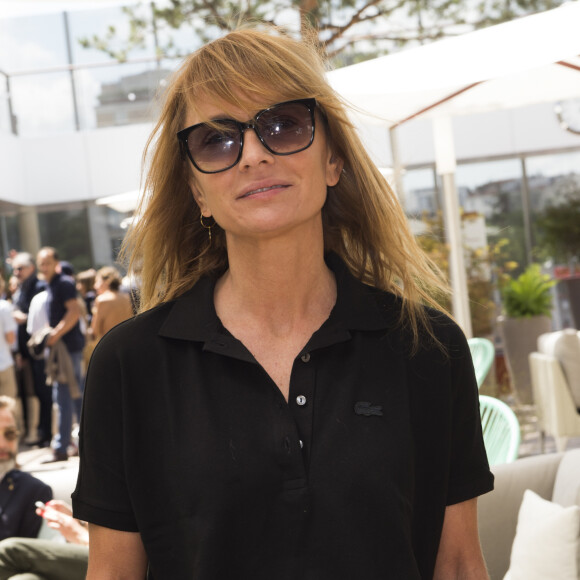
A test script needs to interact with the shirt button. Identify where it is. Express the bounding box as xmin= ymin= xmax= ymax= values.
xmin=296 ymin=395 xmax=307 ymax=406
xmin=300 ymin=353 xmax=311 ymax=363
xmin=296 ymin=395 xmax=306 ymax=407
